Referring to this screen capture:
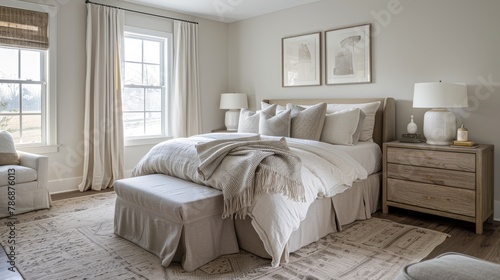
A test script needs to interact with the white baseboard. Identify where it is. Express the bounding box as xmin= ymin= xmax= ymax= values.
xmin=48 ymin=172 xmax=134 ymax=194
xmin=48 ymin=177 xmax=81 ymax=194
